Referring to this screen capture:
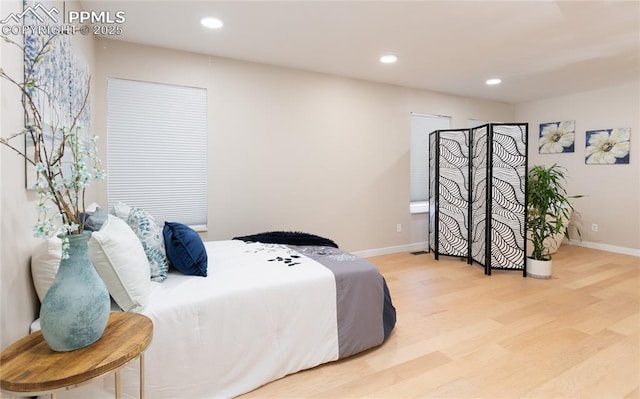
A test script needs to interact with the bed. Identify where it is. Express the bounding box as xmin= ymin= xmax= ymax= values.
xmin=40 ymin=232 xmax=396 ymax=399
